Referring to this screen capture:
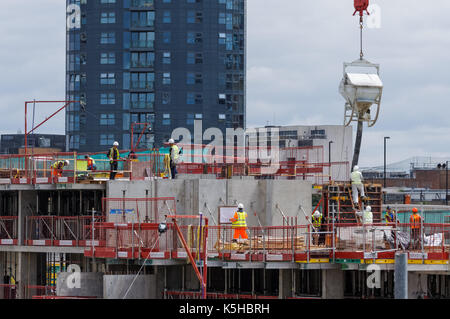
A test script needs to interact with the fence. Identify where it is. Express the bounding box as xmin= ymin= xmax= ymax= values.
xmin=83 ymin=221 xmax=450 ymax=261
xmin=26 ymin=215 xmax=105 ymax=246
xmin=0 ymin=216 xmax=18 ymax=242
xmin=102 ymin=197 xmax=176 ymax=224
